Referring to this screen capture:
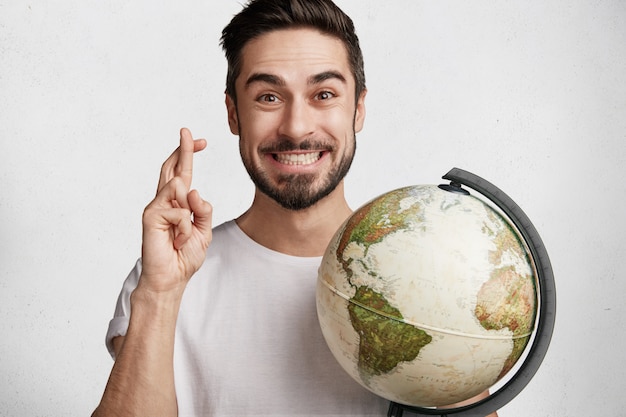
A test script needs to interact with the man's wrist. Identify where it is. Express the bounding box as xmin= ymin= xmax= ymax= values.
xmin=130 ymin=280 xmax=186 ymax=323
